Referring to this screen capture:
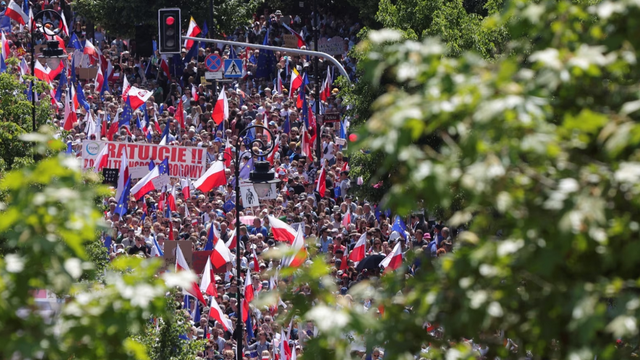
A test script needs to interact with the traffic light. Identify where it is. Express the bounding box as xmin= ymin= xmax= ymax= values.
xmin=158 ymin=8 xmax=181 ymax=54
